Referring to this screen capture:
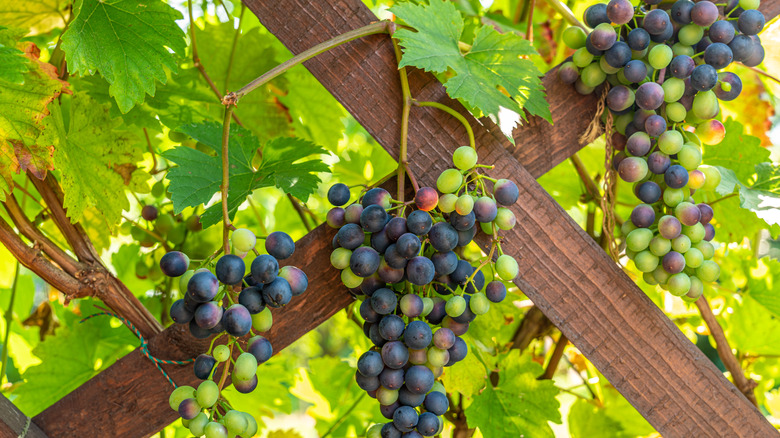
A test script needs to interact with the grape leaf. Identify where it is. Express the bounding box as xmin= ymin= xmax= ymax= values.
xmin=568 ymin=399 xmax=627 ymax=438
xmin=0 ymin=40 xmax=67 ymax=201
xmin=441 ymin=343 xmax=488 ymax=398
xmin=726 ymin=295 xmax=780 ymax=356
xmin=163 ymin=121 xmax=329 ymax=228
xmin=391 ymin=0 xmax=550 ymax=130
xmin=703 ymin=119 xmax=769 ymax=181
xmin=746 ymin=257 xmax=780 ymax=319
xmin=0 ymin=43 xmax=27 ymax=84
xmin=466 ymin=350 xmax=561 ymax=438
xmin=41 ymin=93 xmax=144 ymax=230
xmin=713 ymin=164 xmax=780 ymax=231
xmin=61 ymin=0 xmax=186 ymax=113
xmin=0 ymin=0 xmax=69 ymax=35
